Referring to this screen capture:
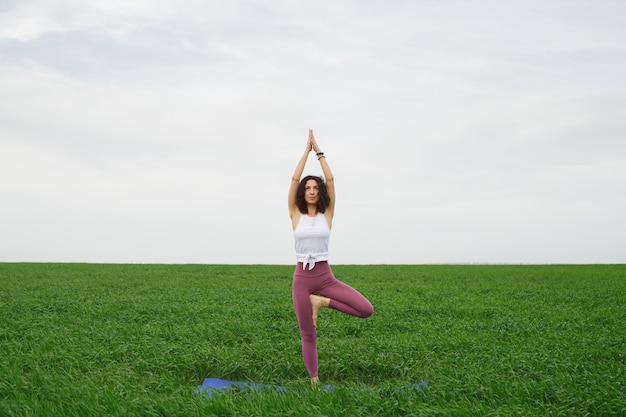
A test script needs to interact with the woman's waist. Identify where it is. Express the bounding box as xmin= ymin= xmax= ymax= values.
xmin=296 ymin=260 xmax=328 ymax=267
